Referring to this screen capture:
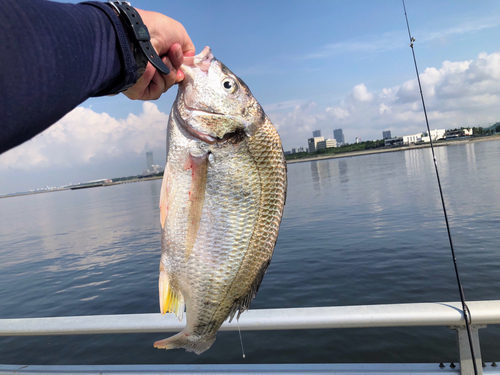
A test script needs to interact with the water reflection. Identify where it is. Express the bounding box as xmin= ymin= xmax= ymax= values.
xmin=339 ymin=160 xmax=348 ymax=184
xmin=434 ymin=146 xmax=449 ymax=177
xmin=465 ymin=143 xmax=476 ymax=172
xmin=404 ymin=149 xmax=424 ymax=177
xmin=308 ymin=158 xmax=350 ymax=192
xmin=309 ymin=161 xmax=320 ymax=191
xmin=149 ymin=178 xmax=160 ymax=210
xmin=310 ymin=160 xmax=334 ymax=191
xmin=0 ymin=182 xmax=161 ymax=272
